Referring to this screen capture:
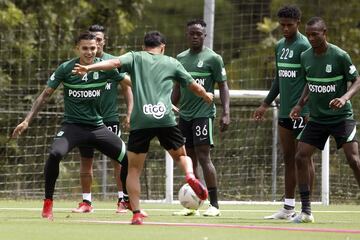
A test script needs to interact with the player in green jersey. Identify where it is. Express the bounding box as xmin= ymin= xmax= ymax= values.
xmin=72 ymin=31 xmax=213 ymax=225
xmin=290 ymin=17 xmax=360 ymax=223
xmin=253 ymin=5 xmax=315 ymax=220
xmin=73 ymin=25 xmax=134 ymax=214
xmin=171 ymin=19 xmax=230 ymax=217
xmin=11 ymin=32 xmax=131 ymax=220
